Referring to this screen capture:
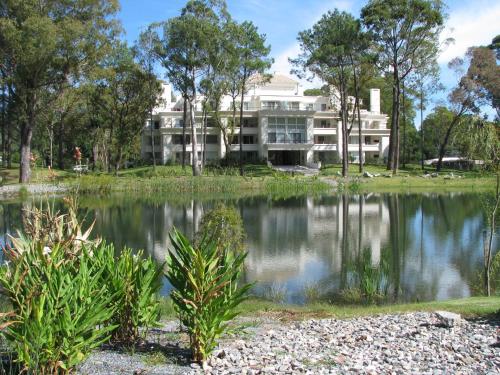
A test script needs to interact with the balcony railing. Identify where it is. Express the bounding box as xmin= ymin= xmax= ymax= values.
xmin=267 ymin=138 xmax=309 ymax=144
